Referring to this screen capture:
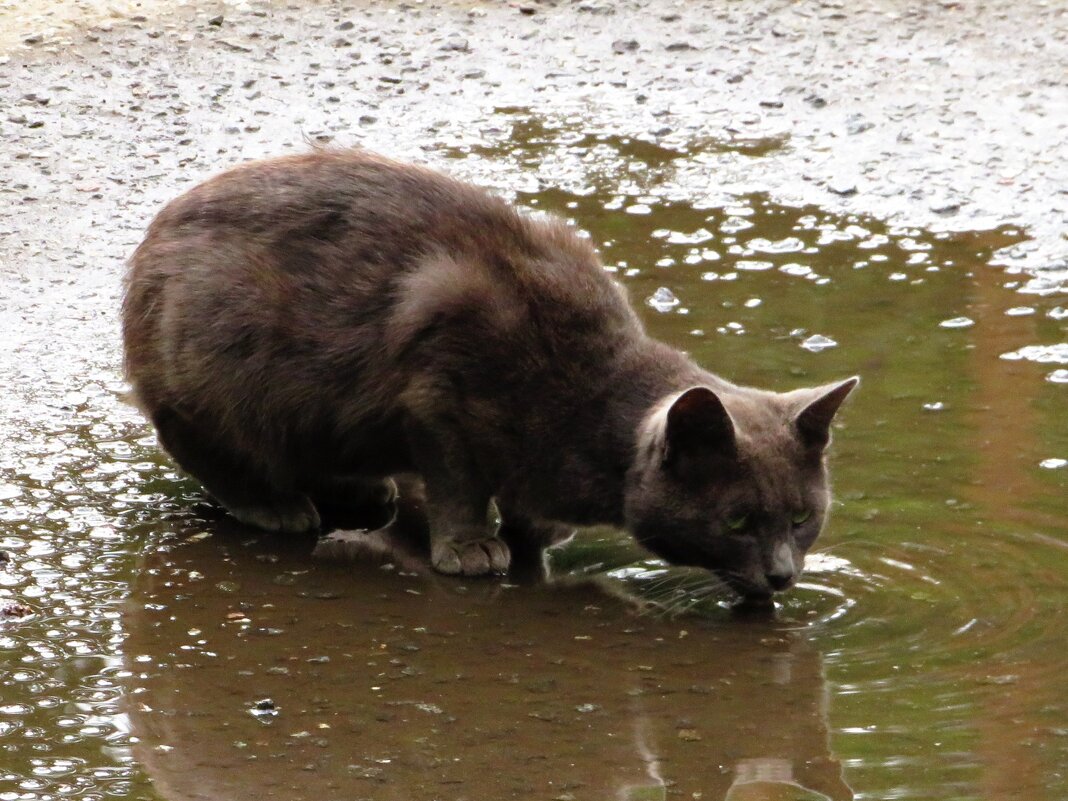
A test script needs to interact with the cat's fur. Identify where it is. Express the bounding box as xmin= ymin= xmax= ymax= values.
xmin=123 ymin=149 xmax=857 ymax=598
